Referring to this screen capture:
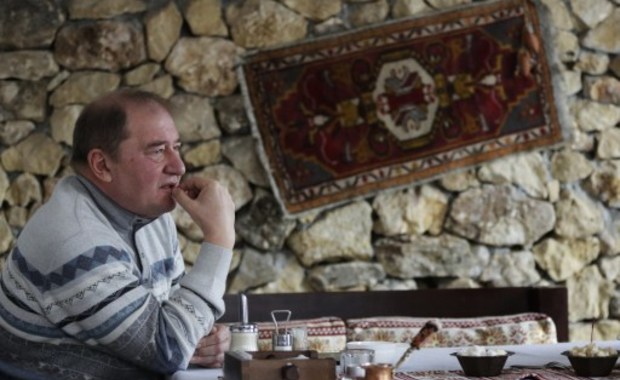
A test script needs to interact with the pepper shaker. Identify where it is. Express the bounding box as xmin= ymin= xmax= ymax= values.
xmin=271 ymin=310 xmax=293 ymax=351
